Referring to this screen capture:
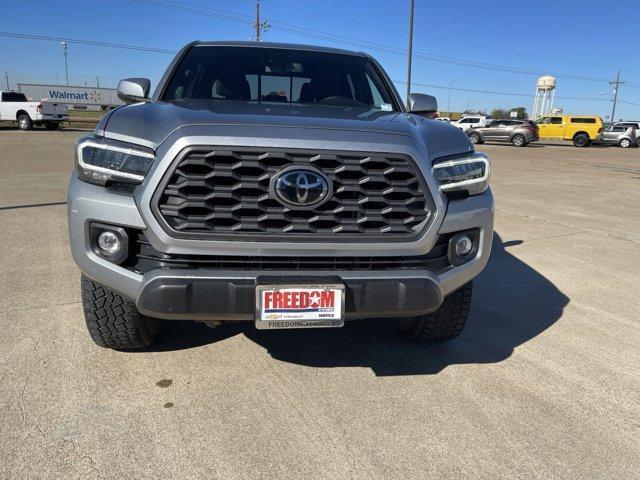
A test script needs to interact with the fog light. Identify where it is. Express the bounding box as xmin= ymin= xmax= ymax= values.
xmin=455 ymin=235 xmax=473 ymax=257
xmin=90 ymin=223 xmax=129 ymax=265
xmin=448 ymin=229 xmax=480 ymax=267
xmin=98 ymin=231 xmax=121 ymax=255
